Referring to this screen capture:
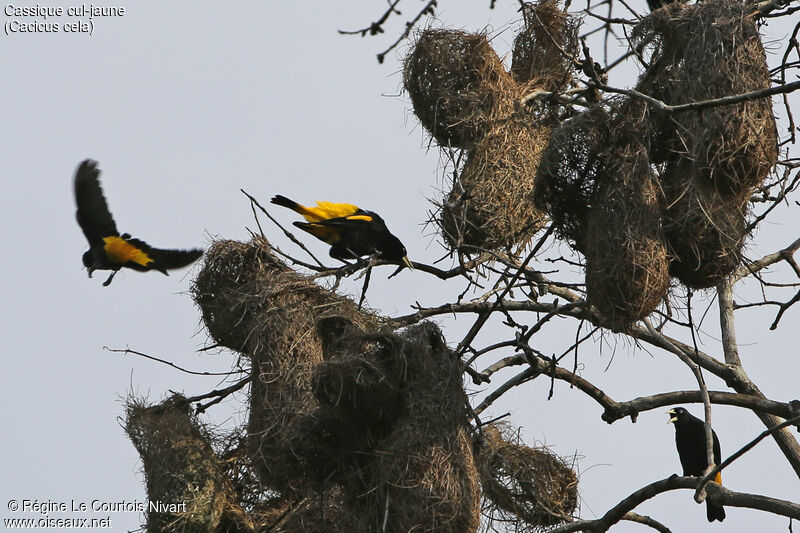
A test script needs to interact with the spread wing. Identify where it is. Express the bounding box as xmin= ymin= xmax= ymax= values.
xmin=149 ymin=246 xmax=204 ymax=273
xmin=74 ymin=159 xmax=118 ymax=246
xmin=119 ymin=237 xmax=203 ymax=274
